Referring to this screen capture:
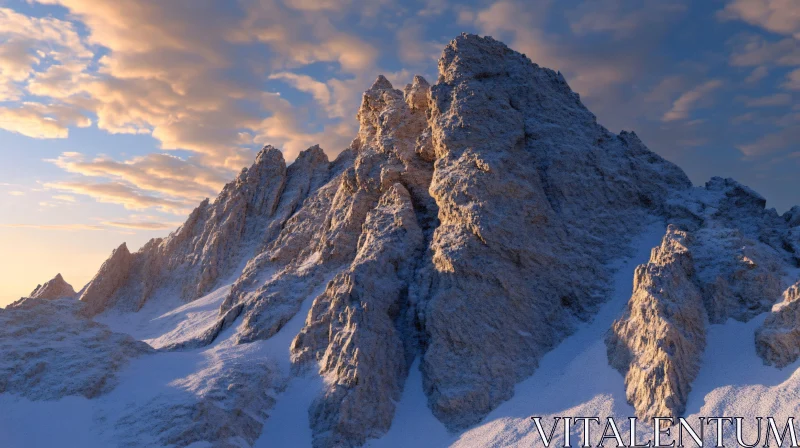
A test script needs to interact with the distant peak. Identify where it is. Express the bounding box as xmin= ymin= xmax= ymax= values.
xmin=369 ymin=75 xmax=393 ymax=91
xmin=254 ymin=145 xmax=285 ymax=167
xmin=296 ymin=144 xmax=328 ymax=163
xmin=412 ymin=75 xmax=429 ymax=87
